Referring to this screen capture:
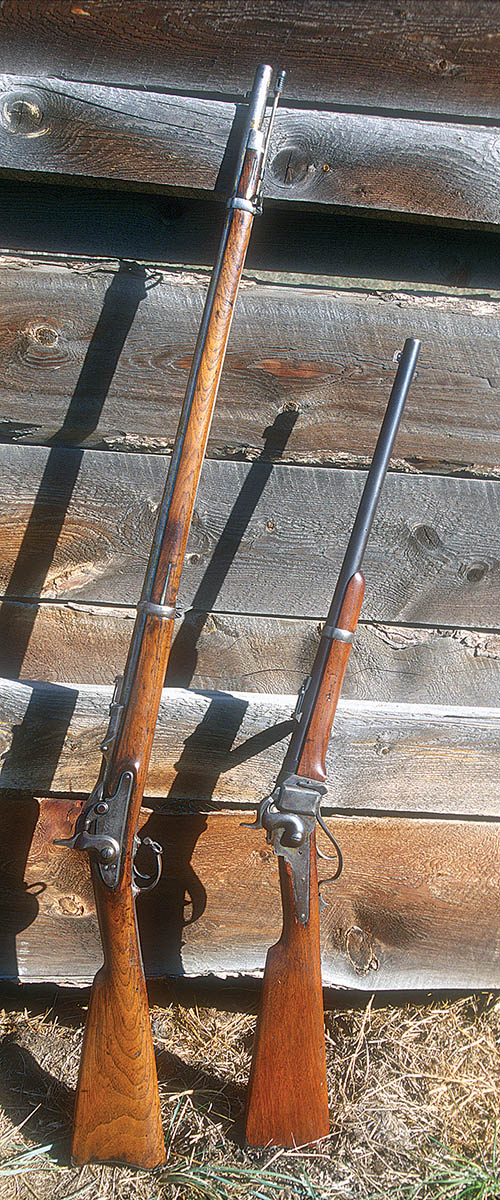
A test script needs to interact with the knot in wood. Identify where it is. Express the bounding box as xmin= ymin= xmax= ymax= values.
xmin=466 ymin=562 xmax=488 ymax=584
xmin=271 ymin=147 xmax=311 ymax=187
xmin=31 ymin=324 xmax=59 ymax=347
xmin=19 ymin=323 xmax=62 ymax=367
xmin=345 ymin=925 xmax=379 ymax=975
xmin=429 ymin=57 xmax=462 ymax=77
xmin=1 ymin=91 xmax=49 ymax=138
xmin=414 ymin=523 xmax=442 ymax=551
